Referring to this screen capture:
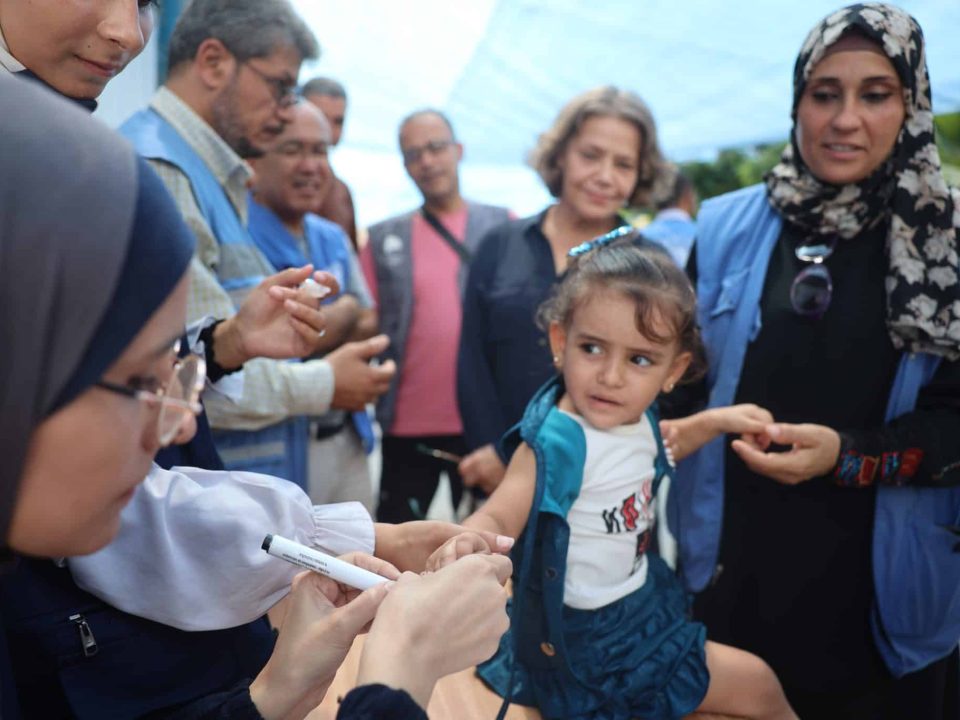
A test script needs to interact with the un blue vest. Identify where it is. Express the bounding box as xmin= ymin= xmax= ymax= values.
xmin=673 ymin=183 xmax=960 ymax=677
xmin=120 ymin=108 xmax=308 ymax=488
xmin=248 ymin=199 xmax=375 ymax=453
